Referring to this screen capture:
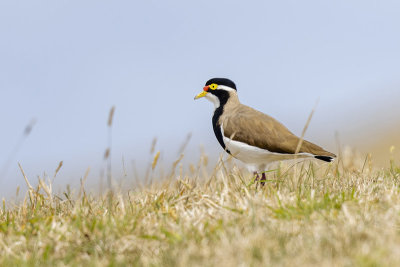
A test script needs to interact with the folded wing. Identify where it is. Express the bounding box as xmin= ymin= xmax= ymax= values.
xmin=220 ymin=105 xmax=336 ymax=158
